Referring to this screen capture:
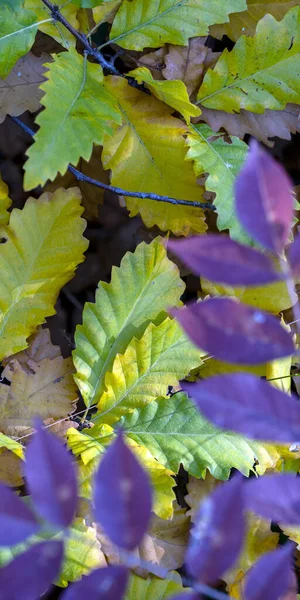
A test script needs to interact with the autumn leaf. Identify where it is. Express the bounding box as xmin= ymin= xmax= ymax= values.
xmin=197 ymin=7 xmax=300 ymax=113
xmin=0 ymin=187 xmax=88 ymax=360
xmin=24 ymin=50 xmax=122 ymax=190
xmin=0 ymin=175 xmax=12 ymax=226
xmin=24 ymin=0 xmax=79 ymax=48
xmin=0 ymin=53 xmax=50 ymax=124
xmin=102 ymin=76 xmax=207 ymax=235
